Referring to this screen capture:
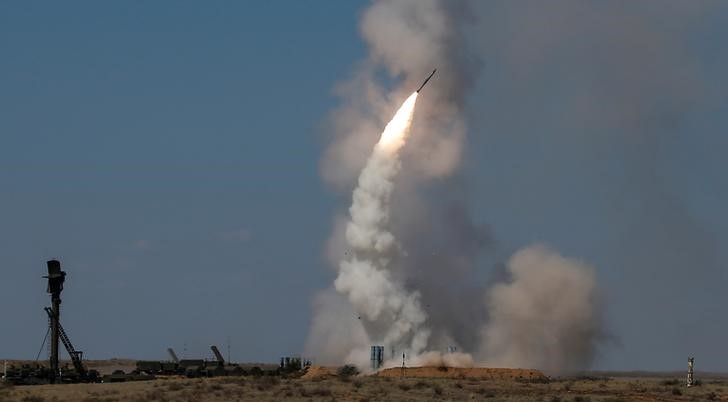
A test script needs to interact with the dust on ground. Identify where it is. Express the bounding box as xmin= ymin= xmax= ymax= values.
xmin=300 ymin=365 xmax=337 ymax=380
